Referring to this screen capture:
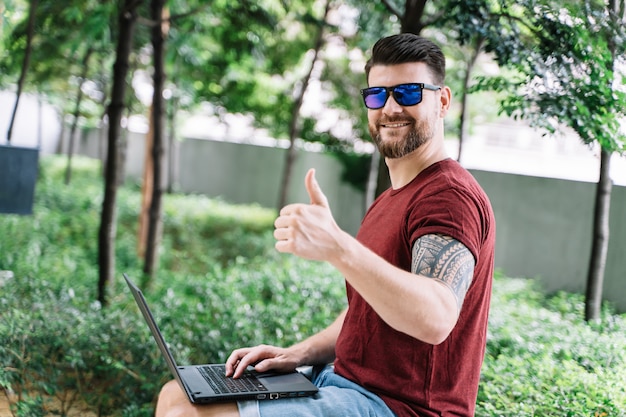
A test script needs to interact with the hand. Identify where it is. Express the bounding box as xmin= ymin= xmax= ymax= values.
xmin=274 ymin=169 xmax=343 ymax=262
xmin=225 ymin=344 xmax=302 ymax=378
